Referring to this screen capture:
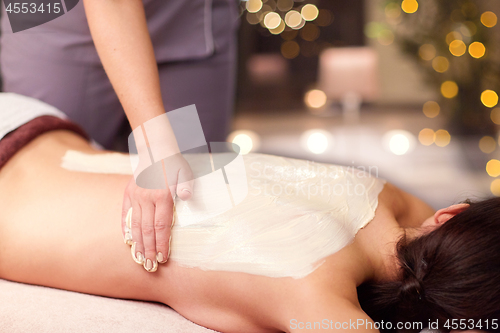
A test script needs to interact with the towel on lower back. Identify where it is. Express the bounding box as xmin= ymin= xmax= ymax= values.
xmin=0 ymin=93 xmax=89 ymax=170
